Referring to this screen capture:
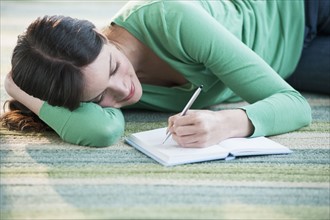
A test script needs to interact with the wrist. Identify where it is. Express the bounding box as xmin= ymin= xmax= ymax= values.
xmin=215 ymin=109 xmax=254 ymax=138
xmin=5 ymin=73 xmax=43 ymax=115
